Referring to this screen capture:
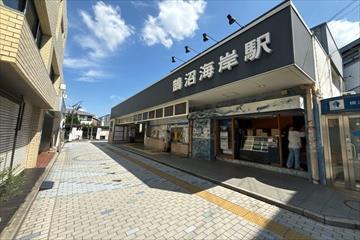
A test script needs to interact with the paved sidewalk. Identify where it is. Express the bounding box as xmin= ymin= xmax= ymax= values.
xmin=116 ymin=143 xmax=360 ymax=229
xmin=15 ymin=142 xmax=360 ymax=239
